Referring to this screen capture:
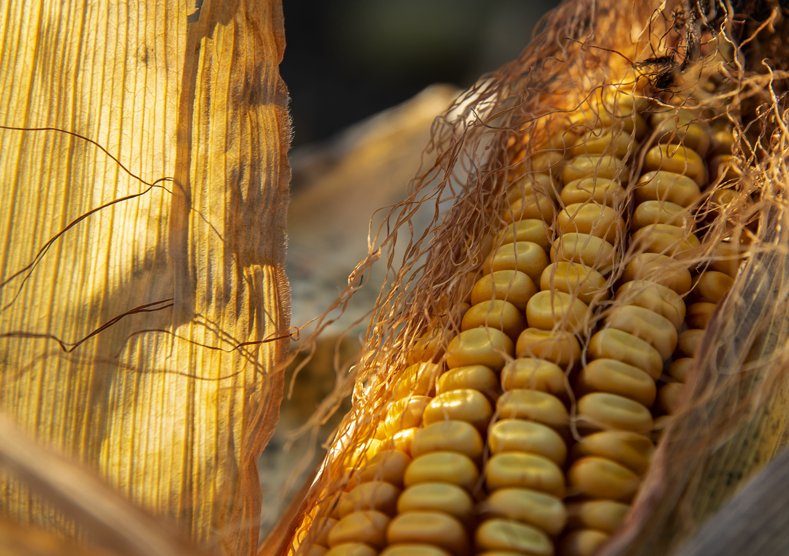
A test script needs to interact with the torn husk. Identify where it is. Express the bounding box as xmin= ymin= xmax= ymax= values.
xmin=274 ymin=0 xmax=789 ymax=554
